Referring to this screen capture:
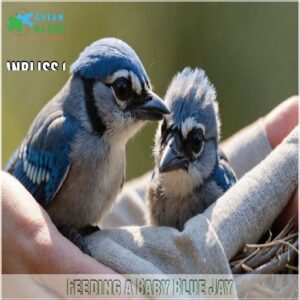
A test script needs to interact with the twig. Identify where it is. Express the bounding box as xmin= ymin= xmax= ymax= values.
xmin=245 ymin=239 xmax=299 ymax=255
xmin=249 ymin=241 xmax=298 ymax=274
